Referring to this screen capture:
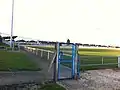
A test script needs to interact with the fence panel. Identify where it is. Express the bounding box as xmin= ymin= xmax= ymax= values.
xmin=24 ymin=46 xmax=55 ymax=61
xmin=80 ymin=55 xmax=118 ymax=70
